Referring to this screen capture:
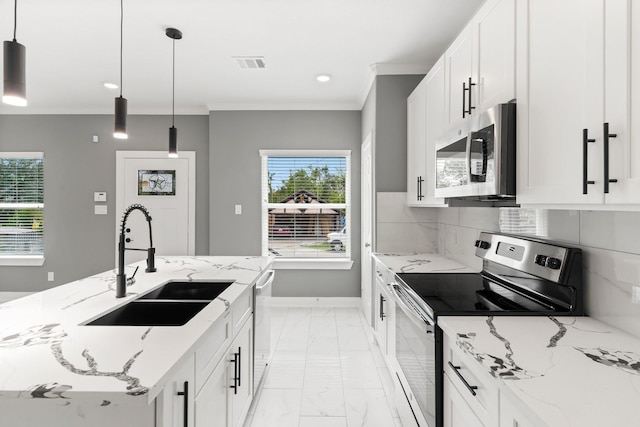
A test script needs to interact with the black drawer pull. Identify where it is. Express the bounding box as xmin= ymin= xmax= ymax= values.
xmin=230 ymin=351 xmax=239 ymax=394
xmin=448 ymin=361 xmax=478 ymax=396
xmin=176 ymin=381 xmax=189 ymax=427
